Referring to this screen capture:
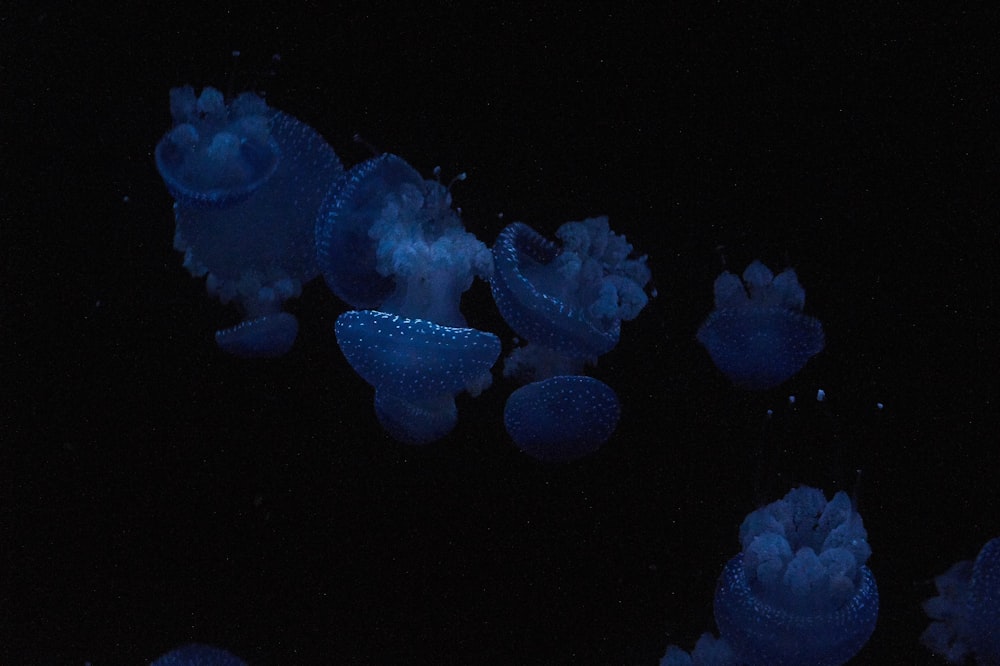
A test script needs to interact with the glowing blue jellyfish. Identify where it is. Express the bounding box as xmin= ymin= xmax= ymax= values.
xmin=697 ymin=260 xmax=824 ymax=390
xmin=316 ymin=156 xmax=498 ymax=443
xmin=504 ymin=376 xmax=620 ymax=462
xmin=316 ymin=153 xmax=492 ymax=326
xmin=335 ymin=310 xmax=500 ymax=444
xmin=663 ymin=487 xmax=879 ymax=666
xmin=490 ymin=217 xmax=650 ymax=460
xmin=661 ymin=633 xmax=734 ymax=666
xmin=155 ymin=86 xmax=343 ymax=357
xmin=150 ymin=643 xmax=246 ymax=666
xmin=922 ymin=536 xmax=1000 ymax=664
